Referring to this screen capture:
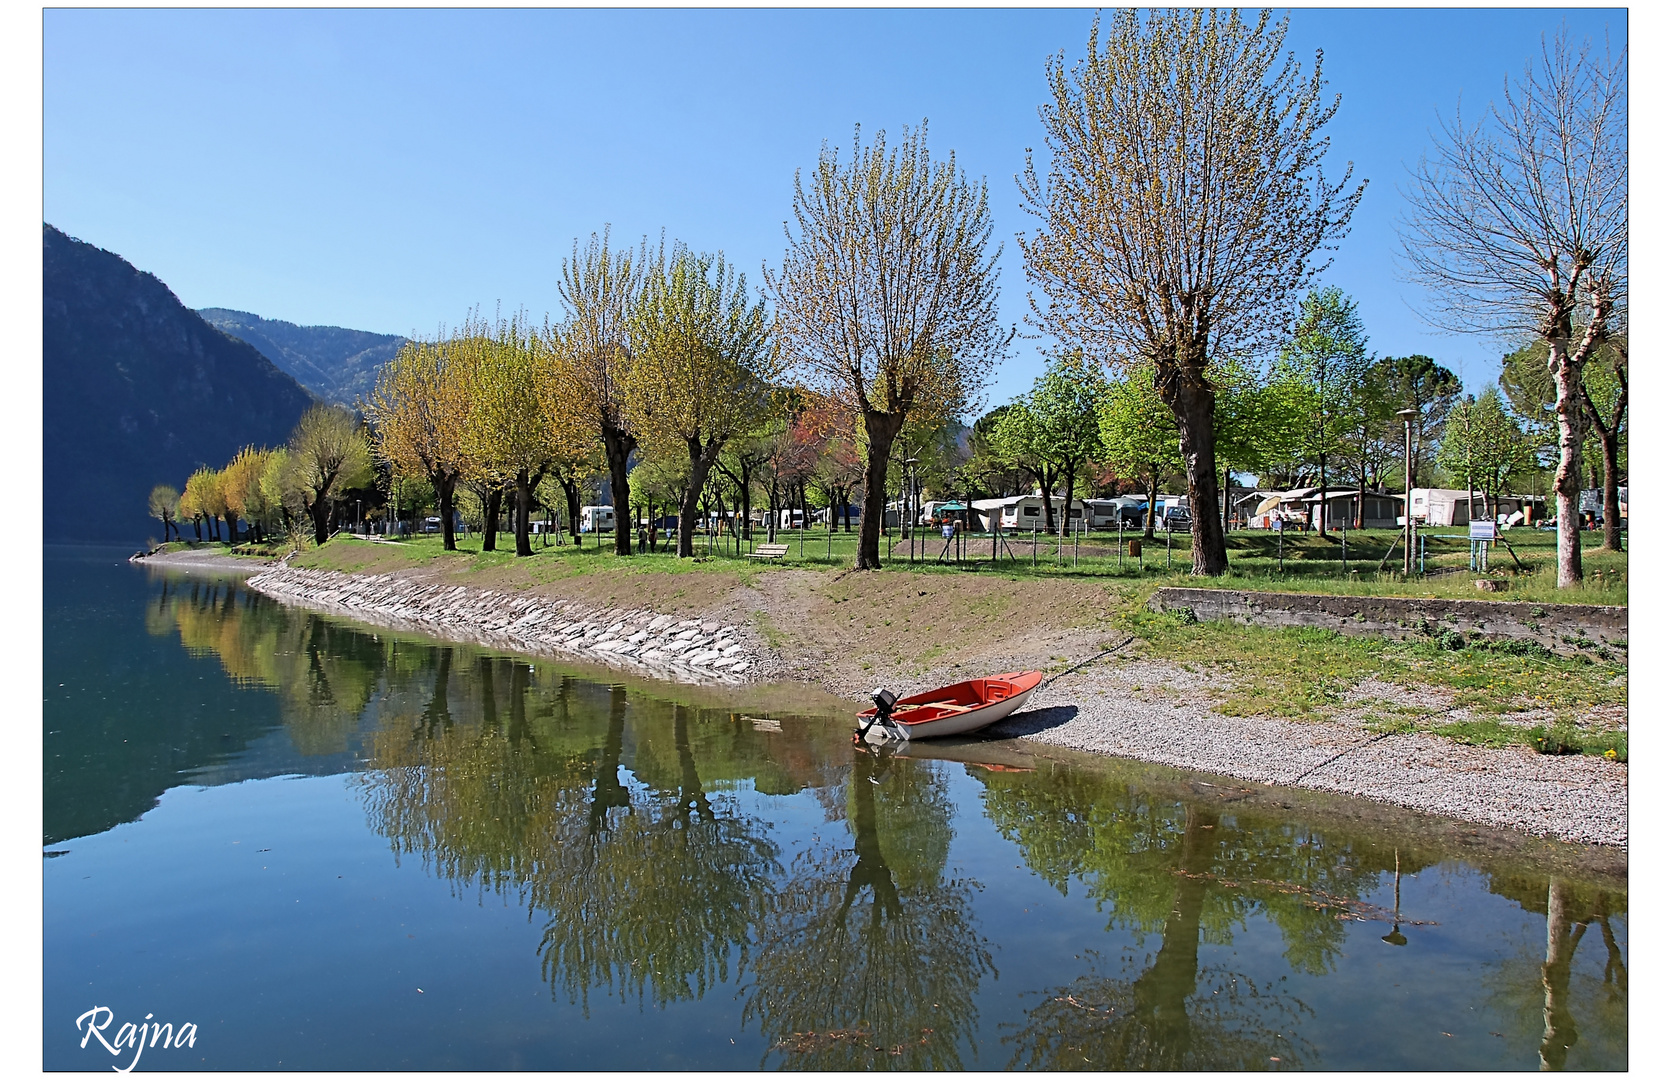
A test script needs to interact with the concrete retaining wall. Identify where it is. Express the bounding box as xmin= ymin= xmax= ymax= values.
xmin=245 ymin=566 xmax=773 ymax=686
xmin=1146 ymin=587 xmax=1626 ymax=656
